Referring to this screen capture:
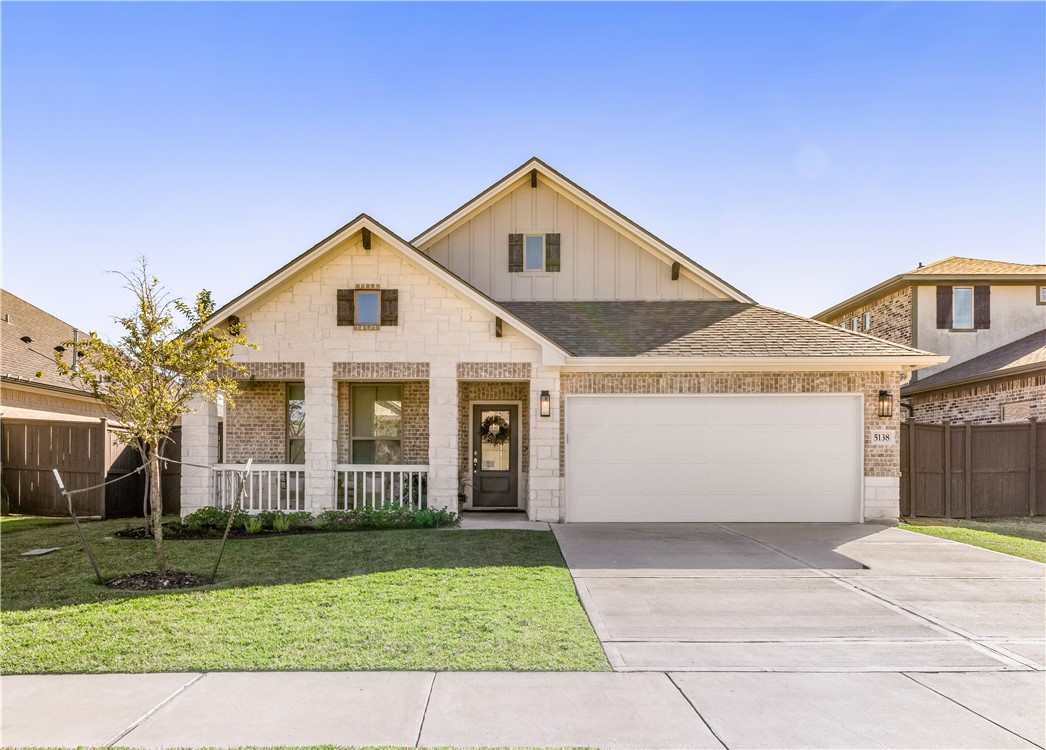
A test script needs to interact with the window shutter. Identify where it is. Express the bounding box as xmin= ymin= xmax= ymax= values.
xmin=508 ymin=234 xmax=524 ymax=273
xmin=380 ymin=289 xmax=399 ymax=326
xmin=936 ymin=286 xmax=952 ymax=329
xmin=974 ymin=286 xmax=990 ymax=329
xmin=337 ymin=289 xmax=354 ymax=326
xmin=545 ymin=233 xmax=561 ymax=272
